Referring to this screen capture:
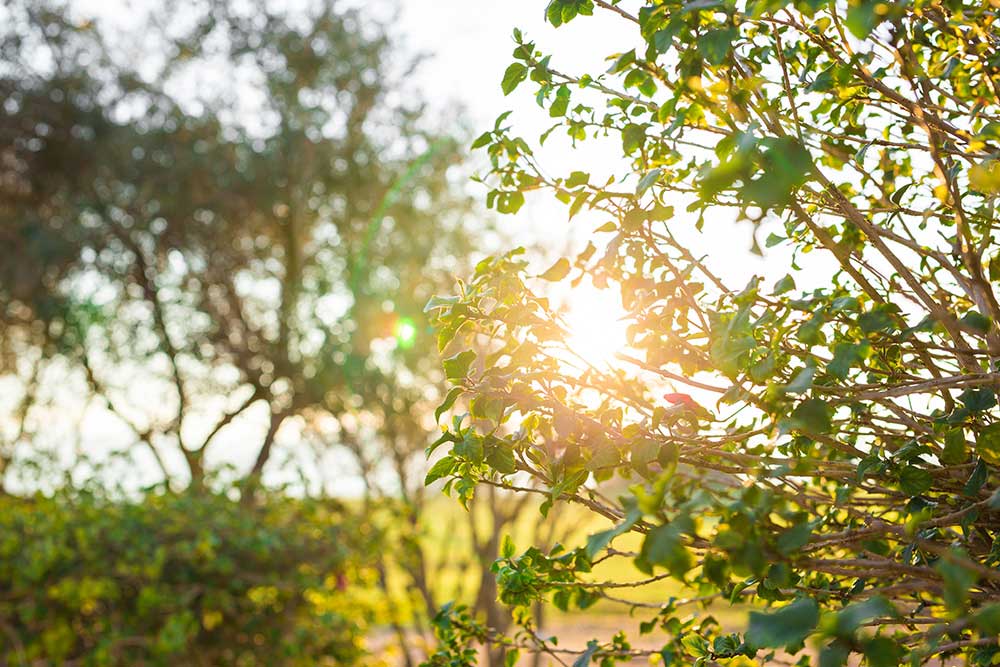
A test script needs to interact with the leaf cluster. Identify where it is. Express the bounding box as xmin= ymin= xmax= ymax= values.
xmin=426 ymin=0 xmax=1000 ymax=665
